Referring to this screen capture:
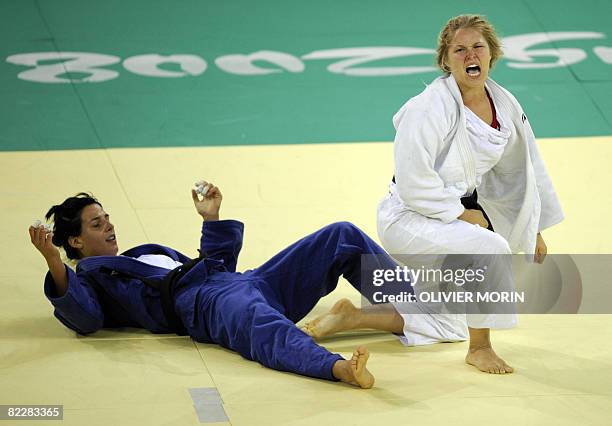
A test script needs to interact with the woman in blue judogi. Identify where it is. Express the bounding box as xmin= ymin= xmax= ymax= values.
xmin=28 ymin=182 xmax=397 ymax=388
